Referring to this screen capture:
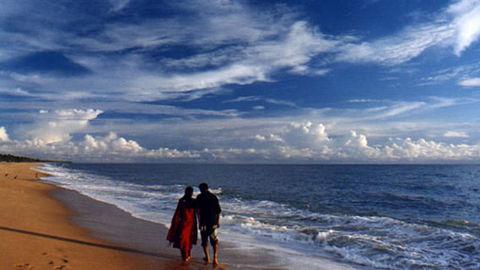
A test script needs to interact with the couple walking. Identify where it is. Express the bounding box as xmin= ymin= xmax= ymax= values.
xmin=167 ymin=183 xmax=221 ymax=265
